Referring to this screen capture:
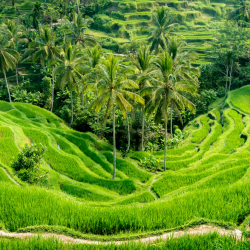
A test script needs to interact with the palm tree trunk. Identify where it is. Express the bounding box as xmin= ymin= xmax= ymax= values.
xmin=70 ymin=90 xmax=74 ymax=127
xmin=112 ymin=100 xmax=116 ymax=180
xmin=76 ymin=0 xmax=80 ymax=13
xmin=3 ymin=68 xmax=11 ymax=103
xmin=141 ymin=106 xmax=144 ymax=151
xmin=225 ymin=67 xmax=228 ymax=94
xmin=15 ymin=62 xmax=19 ymax=86
xmin=123 ymin=112 xmax=130 ymax=157
xmin=229 ymin=64 xmax=233 ymax=91
xmin=51 ymin=77 xmax=55 ymax=112
xmin=164 ymin=120 xmax=168 ymax=171
xmin=101 ymin=99 xmax=110 ymax=139
xmin=81 ymin=93 xmax=84 ymax=106
xmin=170 ymin=103 xmax=173 ymax=136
